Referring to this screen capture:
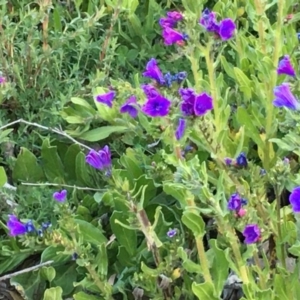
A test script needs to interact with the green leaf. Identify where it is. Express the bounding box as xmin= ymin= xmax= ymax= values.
xmin=236 ymin=107 xmax=264 ymax=148
xmin=288 ymin=241 xmax=300 ymax=257
xmin=41 ymin=139 xmax=65 ymax=181
xmin=209 ymin=240 xmax=229 ymax=296
xmin=0 ymin=166 xmax=7 ymax=187
xmin=63 ymin=144 xmax=82 ymax=180
xmin=95 ymin=243 xmax=108 ymax=277
xmin=0 ymin=253 xmax=31 ymax=275
xmin=177 ymin=247 xmax=202 ymax=273
xmin=182 ymin=211 xmax=205 ymax=237
xmin=12 ymin=147 xmax=44 ymax=182
xmin=74 ymin=292 xmax=100 ymax=300
xmin=75 ymin=219 xmax=107 ymax=245
xmin=110 ymin=211 xmax=137 ymax=256
xmin=41 ymin=246 xmax=70 ymax=265
xmin=52 ymin=7 xmax=62 ymax=32
xmin=79 ymin=126 xmax=128 ymax=142
xmin=43 ymin=287 xmax=63 ymax=300
xmin=40 ymin=266 xmax=56 ymax=282
xmin=53 ymin=264 xmax=77 ymax=295
xmin=233 ymin=67 xmax=252 ymax=99
xmin=192 ymin=282 xmax=218 ymax=300
xmin=75 ymin=152 xmax=91 ymax=186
